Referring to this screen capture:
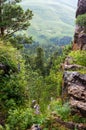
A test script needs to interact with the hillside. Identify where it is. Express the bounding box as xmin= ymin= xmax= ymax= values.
xmin=21 ymin=0 xmax=78 ymax=44
xmin=0 ymin=0 xmax=86 ymax=130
